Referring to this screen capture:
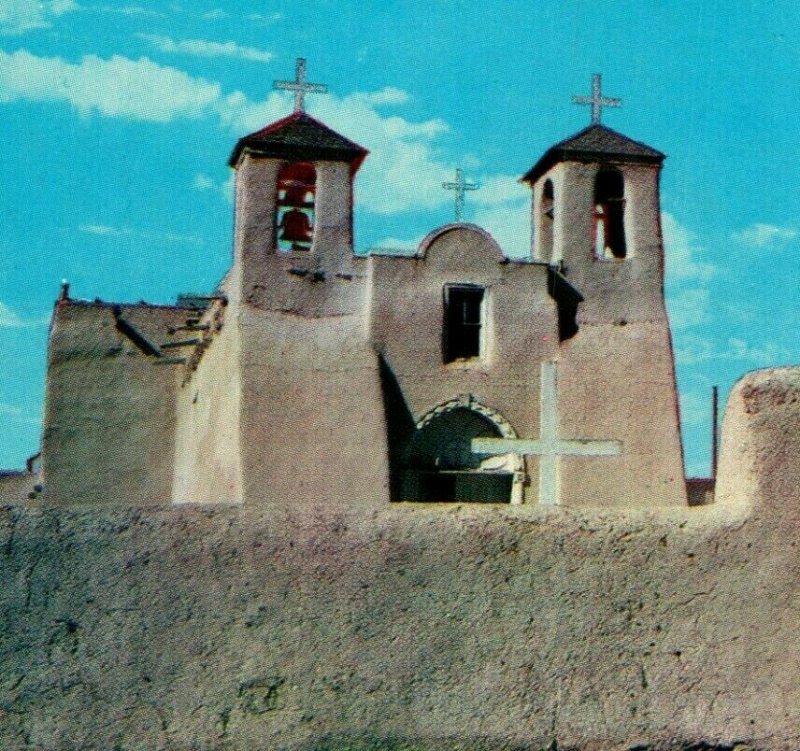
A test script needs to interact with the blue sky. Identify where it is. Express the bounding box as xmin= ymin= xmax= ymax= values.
xmin=1 ymin=0 xmax=798 ymax=477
